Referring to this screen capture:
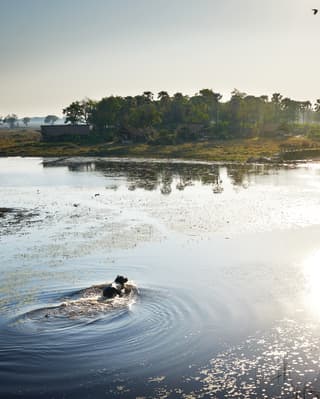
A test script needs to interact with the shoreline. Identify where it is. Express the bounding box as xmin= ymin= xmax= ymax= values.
xmin=1 ymin=130 xmax=320 ymax=163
